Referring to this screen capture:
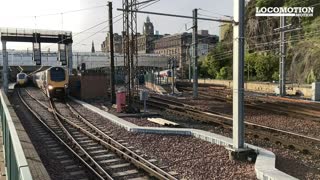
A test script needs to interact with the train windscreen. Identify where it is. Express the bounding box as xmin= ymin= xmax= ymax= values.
xmin=18 ymin=74 xmax=26 ymax=79
xmin=50 ymin=67 xmax=65 ymax=82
